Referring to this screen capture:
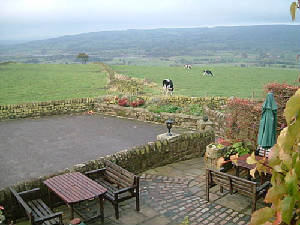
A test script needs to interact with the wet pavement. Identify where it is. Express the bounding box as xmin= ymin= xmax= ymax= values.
xmin=0 ymin=114 xmax=175 ymax=188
